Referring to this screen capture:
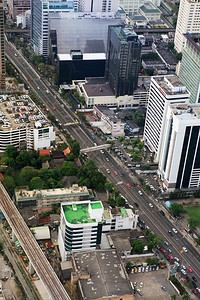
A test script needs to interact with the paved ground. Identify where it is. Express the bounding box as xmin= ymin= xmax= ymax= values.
xmin=130 ymin=268 xmax=181 ymax=300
